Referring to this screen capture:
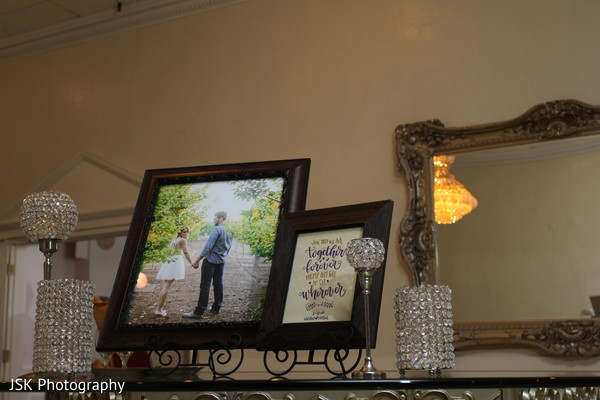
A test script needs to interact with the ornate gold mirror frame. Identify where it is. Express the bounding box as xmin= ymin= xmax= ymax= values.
xmin=395 ymin=99 xmax=600 ymax=358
